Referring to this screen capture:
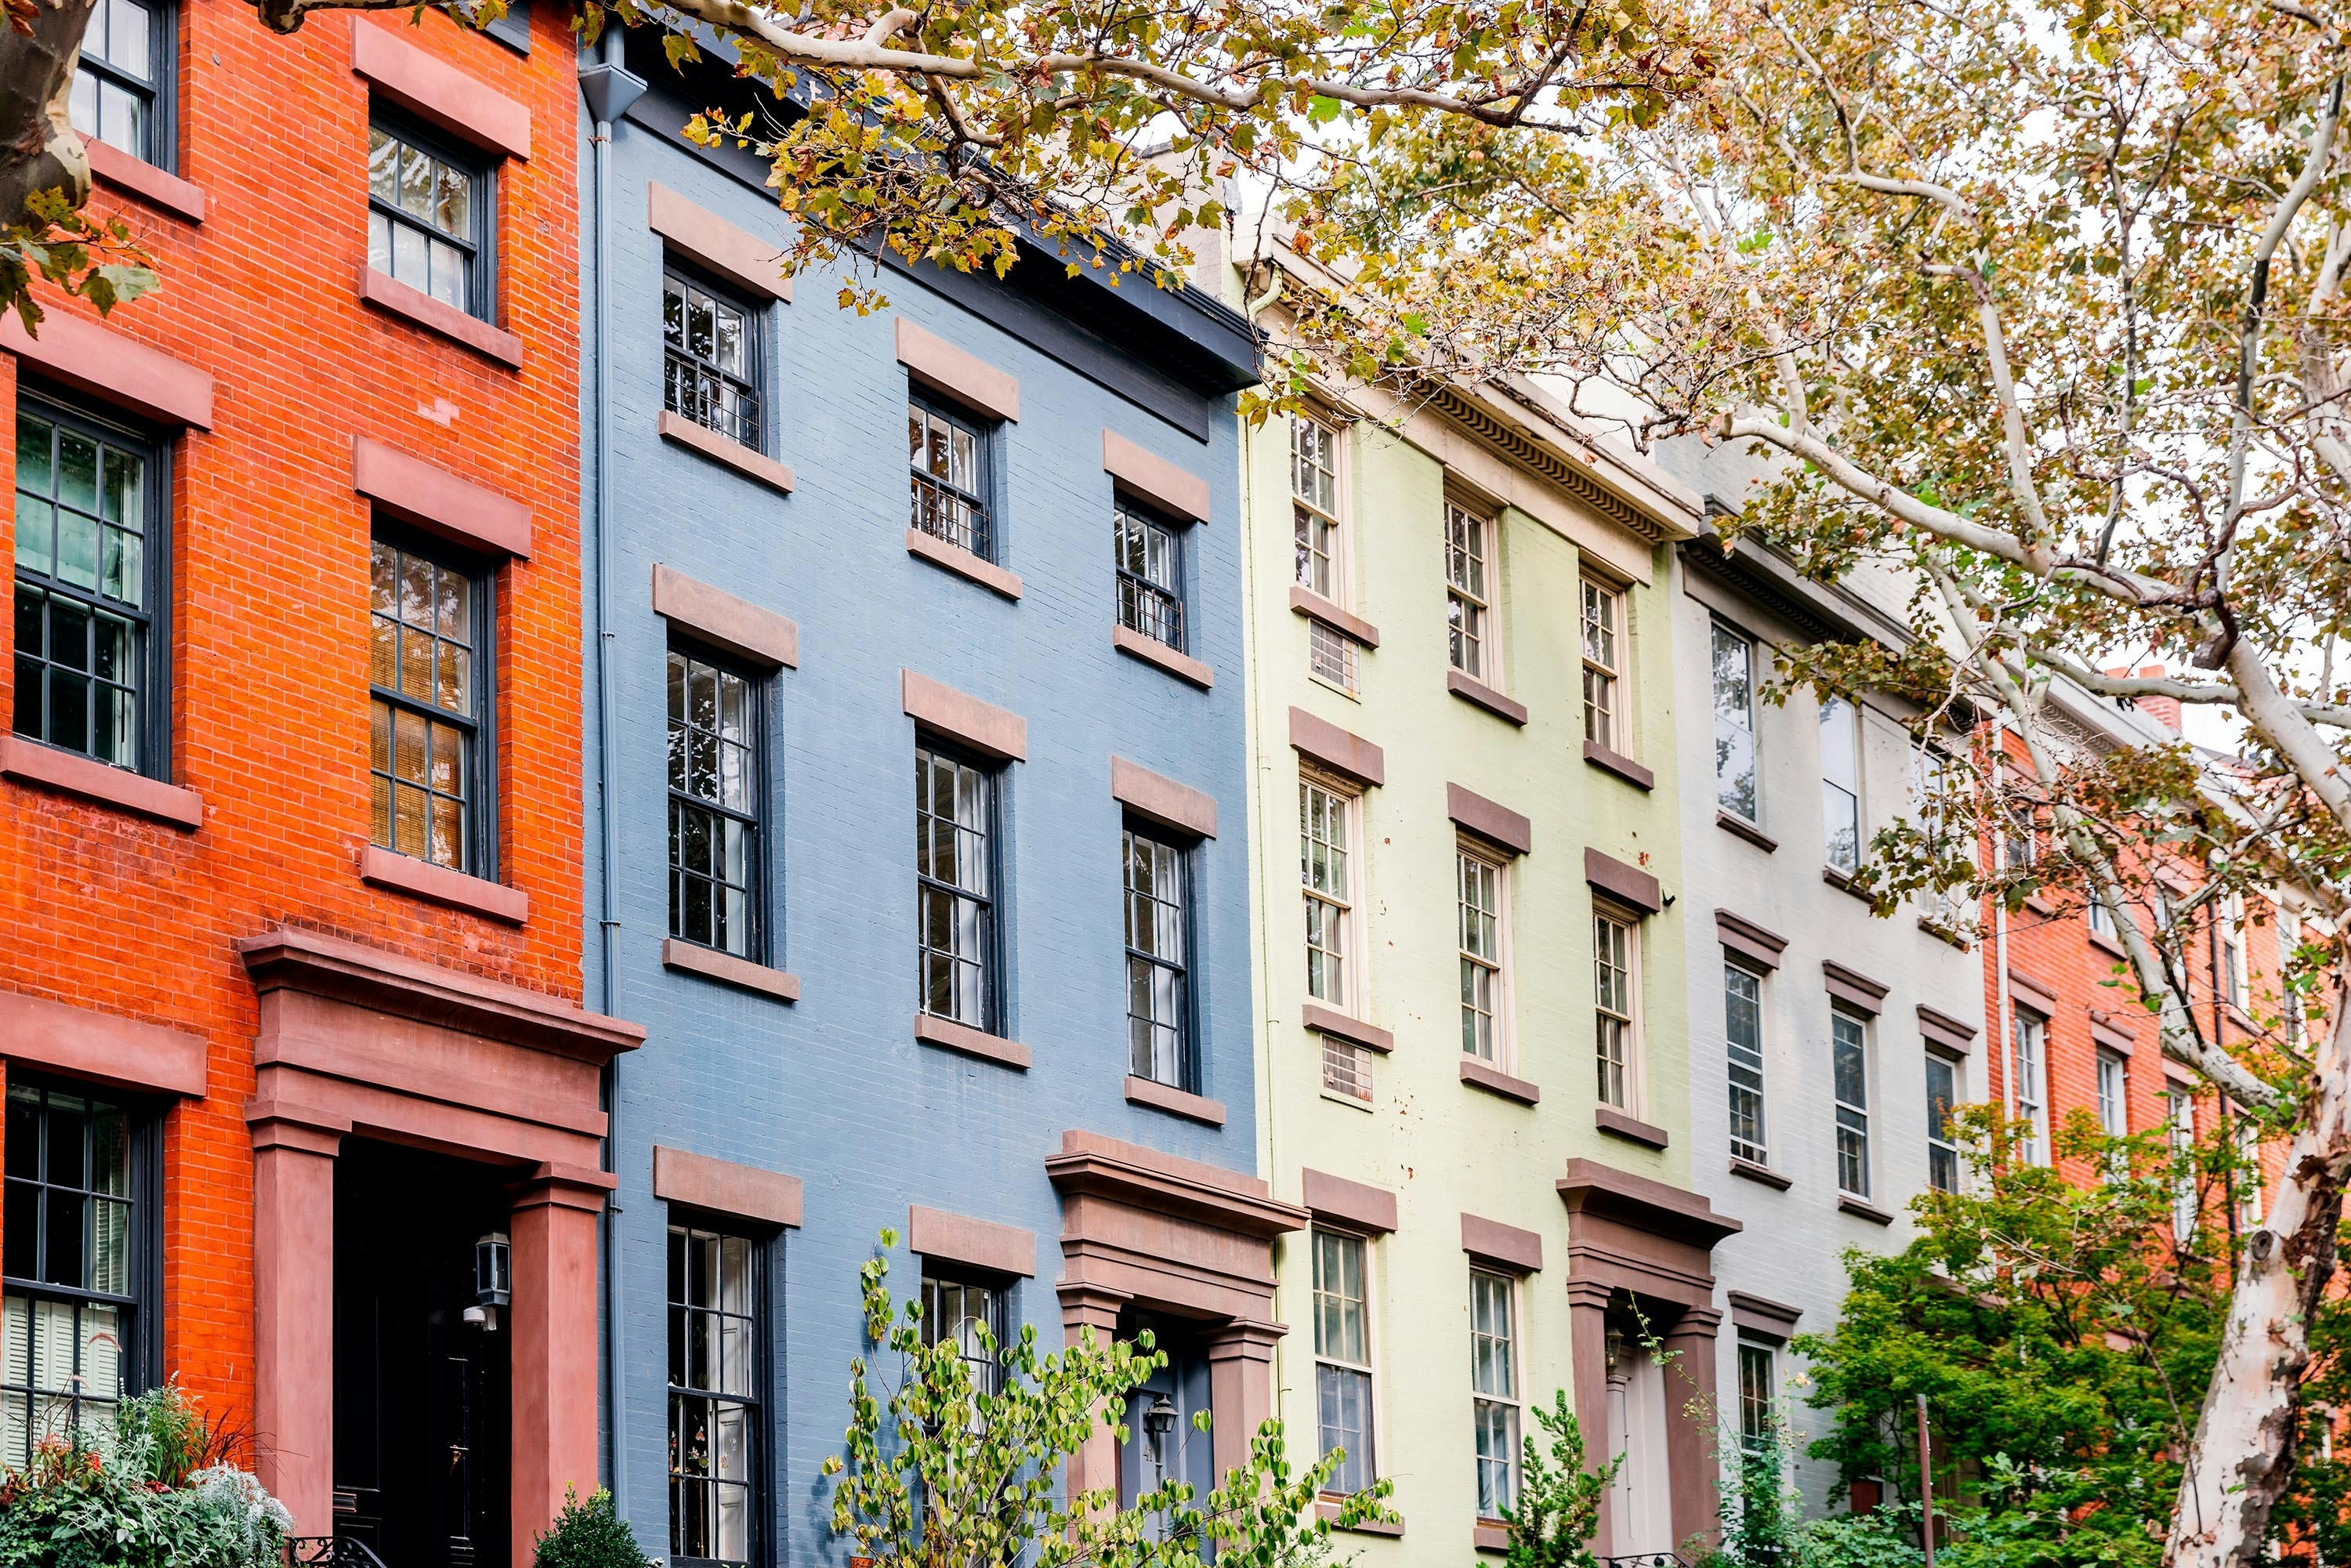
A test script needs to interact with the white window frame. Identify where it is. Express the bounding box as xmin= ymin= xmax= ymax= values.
xmin=1724 ymin=961 xmax=1768 ymax=1168
xmin=1310 ymin=1227 xmax=1378 ymax=1495
xmin=1820 ymin=696 xmax=1862 ymax=875
xmin=1925 ymin=1050 xmax=1962 ymax=1193
xmin=1291 ymin=412 xmax=1347 ymax=605
xmin=1735 ymin=1337 xmax=1777 ymax=1450
xmin=1306 ymin=618 xmax=1359 ymax=697
xmin=2219 ymin=894 xmax=2248 ymax=1011
xmin=1593 ymin=904 xmax=1642 ymax=1113
xmin=1469 ymin=1267 xmax=1521 ymax=1521
xmin=2233 ymin=1110 xmax=2263 ymax=1228
xmin=2013 ymin=1007 xmax=2050 ymax=1166
xmin=1581 ymin=578 xmax=1625 ymax=753
xmin=1444 ymin=498 xmax=1498 ymax=686
xmin=1301 ymin=774 xmax=1361 ymax=1013
xmin=1830 ymin=1005 xmax=1872 ymax=1200
xmin=2167 ymin=1088 xmax=2198 ymax=1243
xmin=2096 ymin=1049 xmax=2128 ymax=1139
xmin=2088 ymin=888 xmax=2121 ymax=943
xmin=1711 ymin=621 xmax=1760 ymax=822
xmin=1458 ymin=843 xmax=1510 ymax=1067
